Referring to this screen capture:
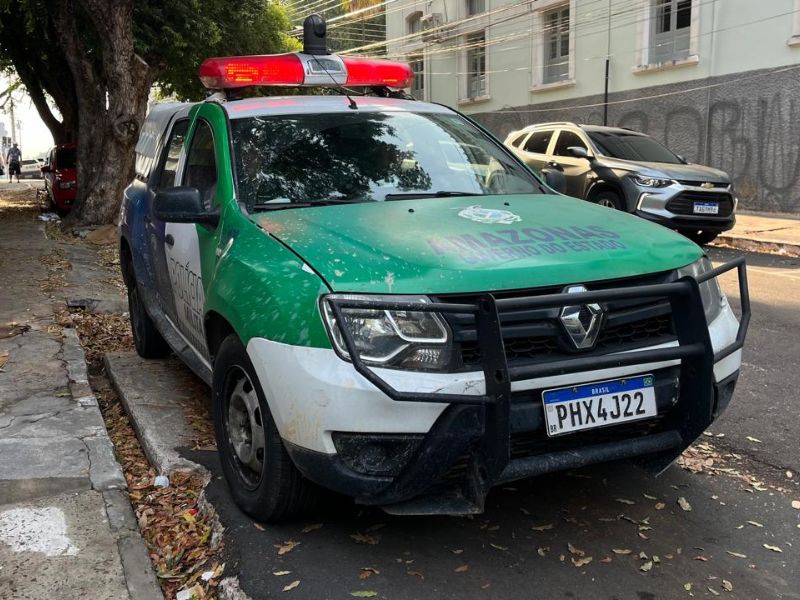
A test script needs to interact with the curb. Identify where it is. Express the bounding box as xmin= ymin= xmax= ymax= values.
xmin=61 ymin=327 xmax=163 ymax=600
xmin=714 ymin=235 xmax=800 ymax=258
xmin=104 ymin=351 xmax=252 ymax=599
